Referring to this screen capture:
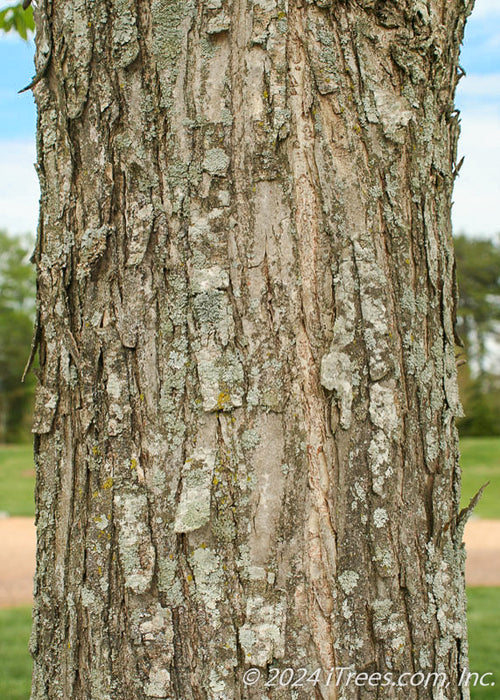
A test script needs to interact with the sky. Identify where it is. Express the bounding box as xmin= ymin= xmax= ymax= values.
xmin=0 ymin=1 xmax=499 ymax=238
